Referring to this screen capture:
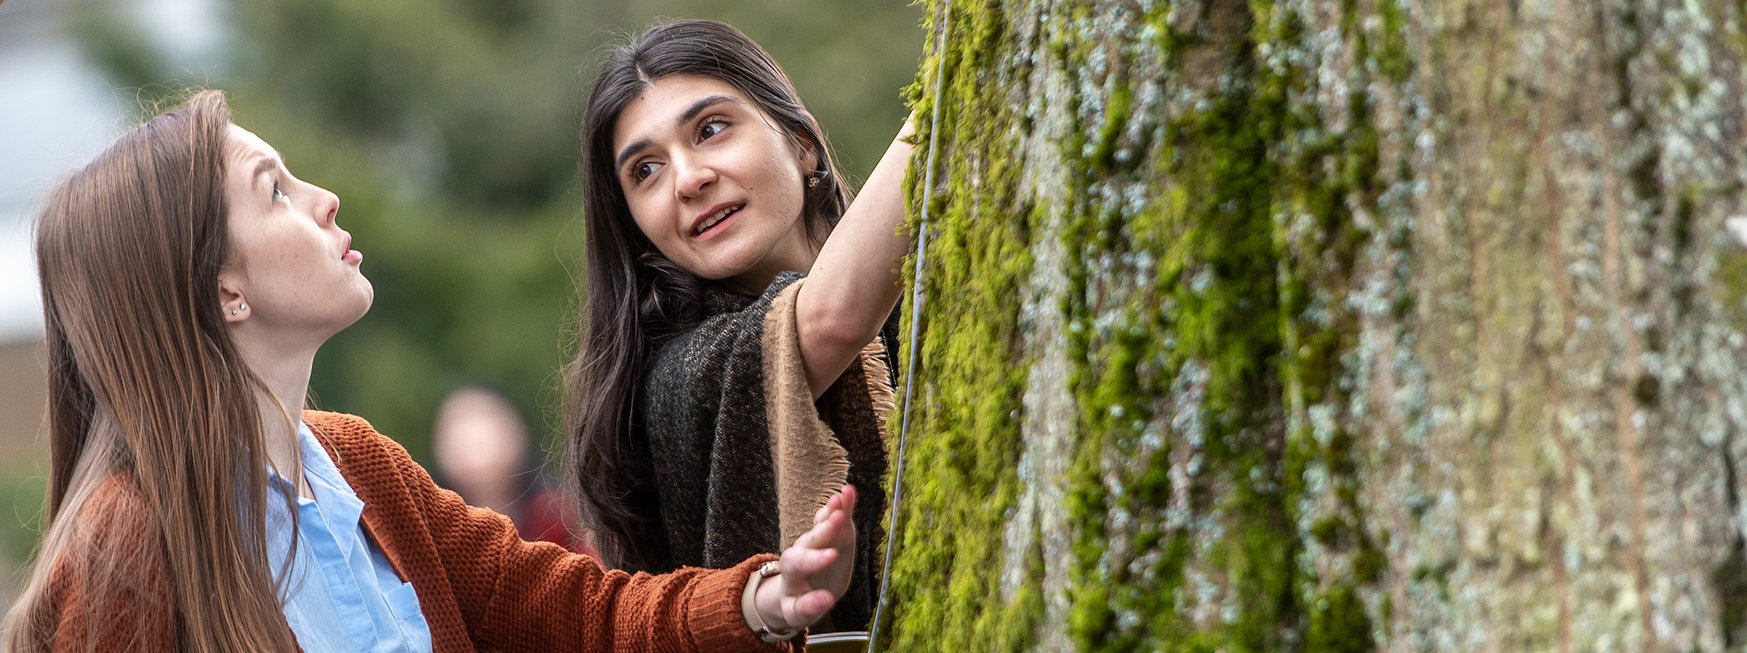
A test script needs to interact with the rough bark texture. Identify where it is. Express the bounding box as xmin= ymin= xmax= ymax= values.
xmin=877 ymin=0 xmax=1747 ymax=651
